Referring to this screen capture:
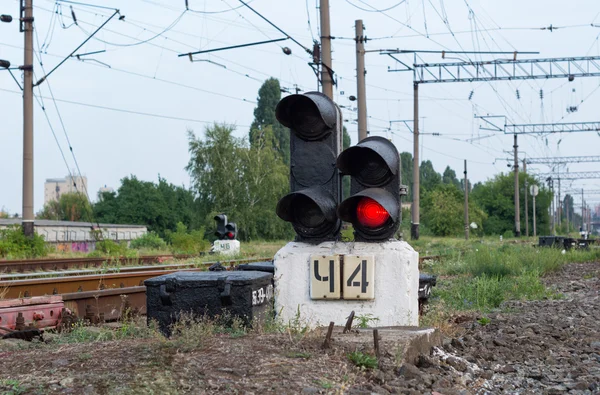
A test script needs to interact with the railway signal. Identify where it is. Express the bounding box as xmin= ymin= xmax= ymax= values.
xmin=275 ymin=92 xmax=343 ymax=242
xmin=214 ymin=214 xmax=228 ymax=239
xmin=336 ymin=136 xmax=405 ymax=241
xmin=225 ymin=222 xmax=237 ymax=240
